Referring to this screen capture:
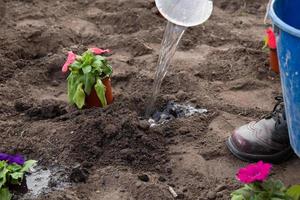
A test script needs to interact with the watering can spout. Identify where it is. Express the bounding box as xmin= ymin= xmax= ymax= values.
xmin=155 ymin=0 xmax=213 ymax=27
